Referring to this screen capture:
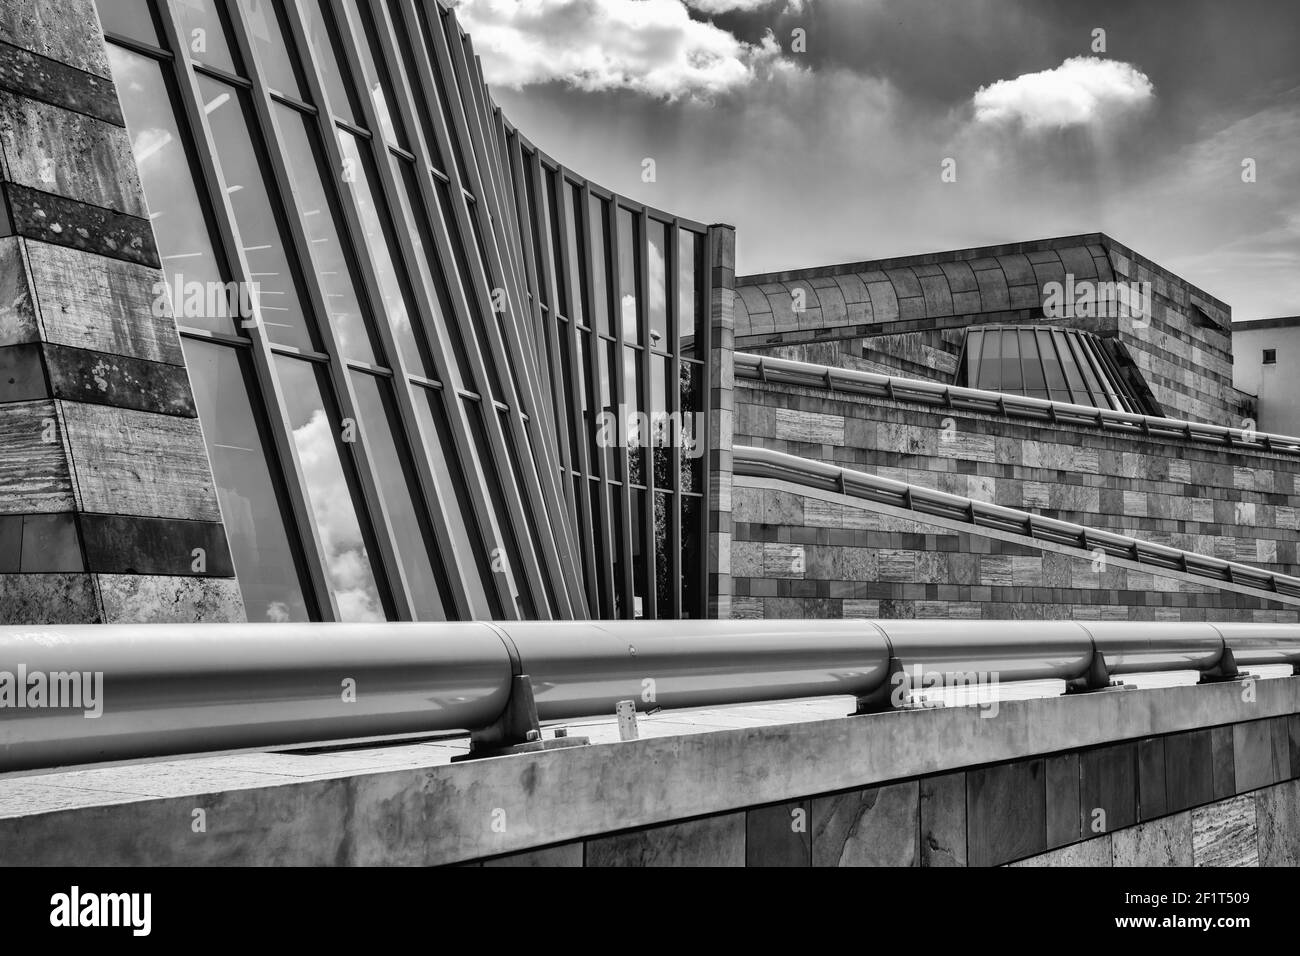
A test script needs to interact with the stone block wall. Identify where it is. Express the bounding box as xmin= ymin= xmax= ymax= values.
xmin=729 ymin=477 xmax=1298 ymax=622
xmin=737 ymin=378 xmax=1300 ymax=581
xmin=0 ymin=0 xmax=243 ymax=622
